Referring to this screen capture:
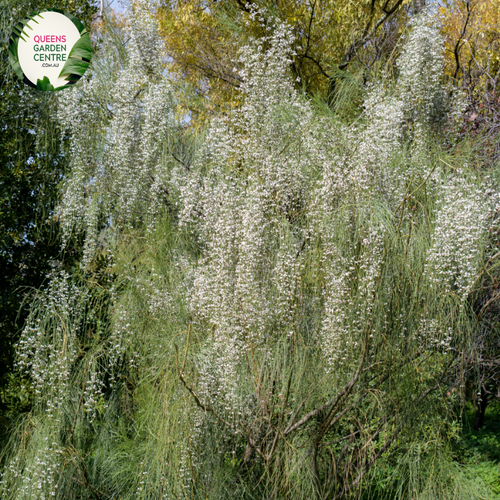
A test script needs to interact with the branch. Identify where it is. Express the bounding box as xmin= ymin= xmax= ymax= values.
xmin=285 ymin=328 xmax=369 ymax=436
xmin=175 ymin=345 xmax=235 ymax=430
xmin=175 ymin=345 xmax=267 ymax=461
xmin=332 ymin=381 xmax=441 ymax=500
xmin=339 ymin=0 xmax=405 ymax=71
xmin=453 ymin=0 xmax=472 ymax=81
